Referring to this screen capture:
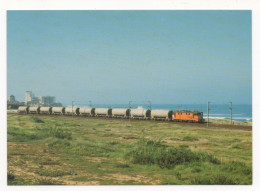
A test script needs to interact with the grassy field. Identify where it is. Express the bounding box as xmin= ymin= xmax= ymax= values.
xmin=7 ymin=114 xmax=252 ymax=185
